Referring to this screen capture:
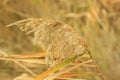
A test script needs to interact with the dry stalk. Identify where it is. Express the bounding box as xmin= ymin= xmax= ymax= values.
xmin=0 ymin=50 xmax=36 ymax=76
